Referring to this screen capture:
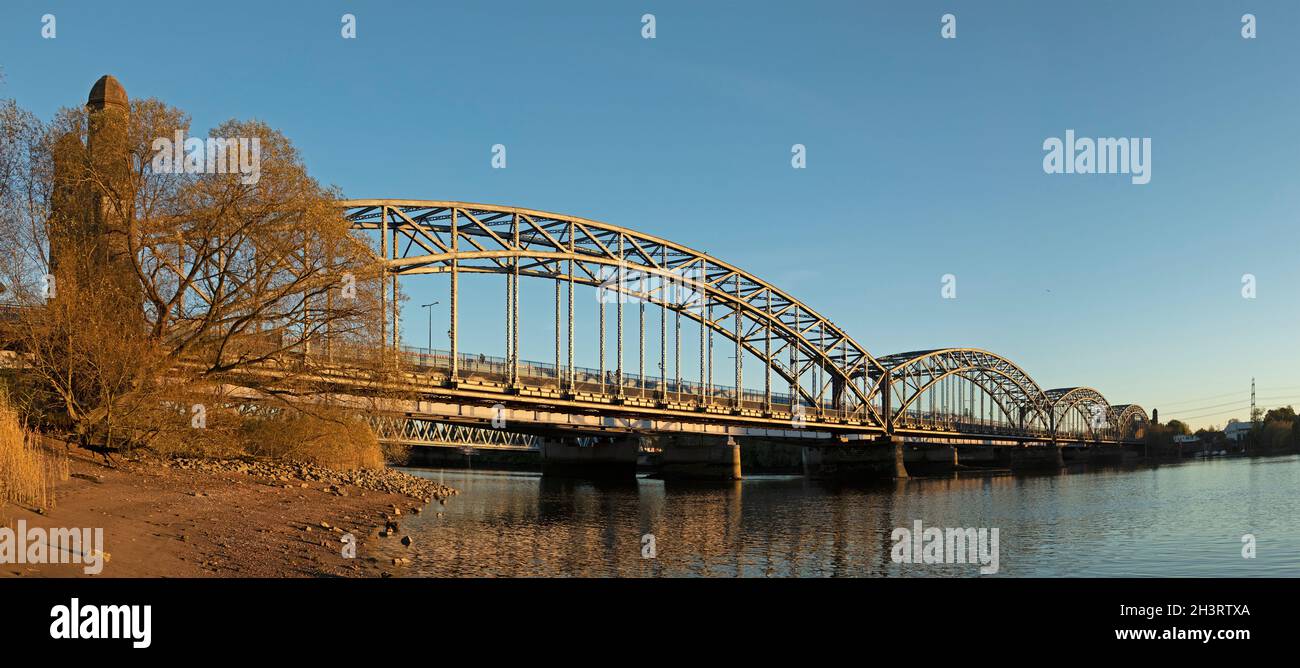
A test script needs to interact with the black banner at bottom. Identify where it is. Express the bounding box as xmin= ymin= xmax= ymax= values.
xmin=0 ymin=577 xmax=1285 ymax=656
